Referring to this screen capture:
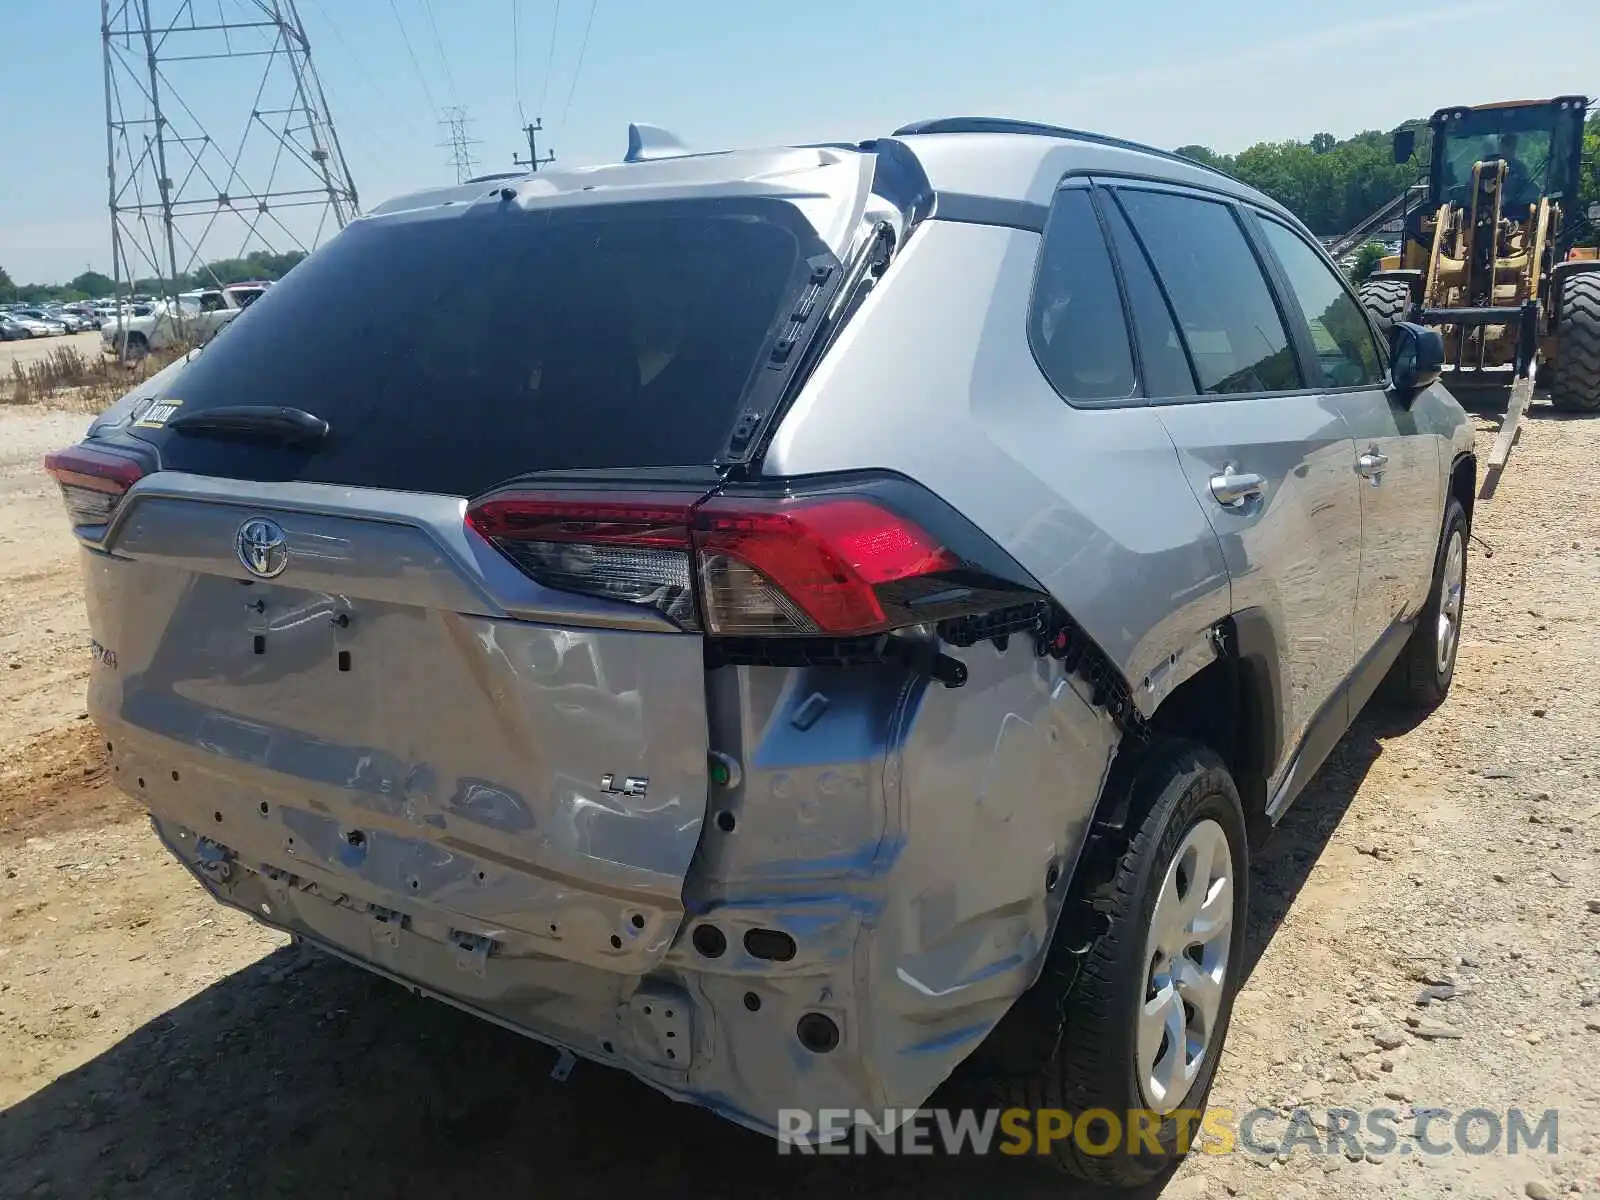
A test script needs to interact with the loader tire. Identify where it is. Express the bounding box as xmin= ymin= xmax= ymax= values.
xmin=1549 ymin=272 xmax=1600 ymax=414
xmin=1359 ymin=277 xmax=1413 ymax=345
